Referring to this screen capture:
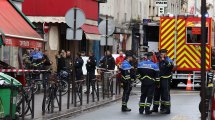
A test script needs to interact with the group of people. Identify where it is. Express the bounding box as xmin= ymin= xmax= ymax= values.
xmin=120 ymin=49 xmax=173 ymax=115
xmin=23 ymin=48 xmax=52 ymax=70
